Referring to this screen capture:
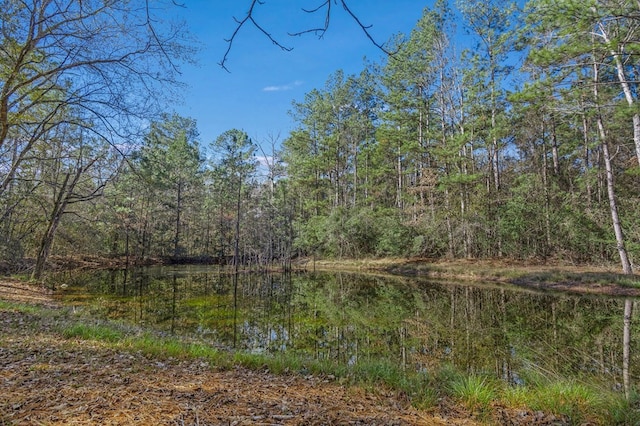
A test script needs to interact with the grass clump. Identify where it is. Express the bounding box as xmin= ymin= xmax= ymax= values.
xmin=606 ymin=391 xmax=640 ymax=425
xmin=0 ymin=300 xmax=44 ymax=315
xmin=502 ymin=375 xmax=631 ymax=425
xmin=449 ymin=373 xmax=498 ymax=413
xmin=63 ymin=323 xmax=124 ymax=342
xmin=527 ymin=380 xmax=606 ymax=423
xmin=349 ymin=359 xmax=436 ymax=408
xmin=350 ymin=358 xmax=402 ymax=386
